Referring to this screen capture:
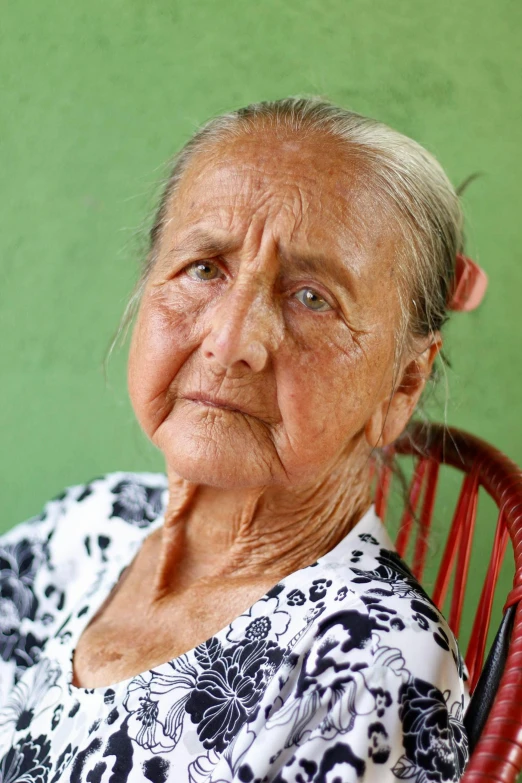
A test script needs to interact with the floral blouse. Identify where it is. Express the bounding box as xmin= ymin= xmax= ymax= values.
xmin=0 ymin=472 xmax=469 ymax=783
